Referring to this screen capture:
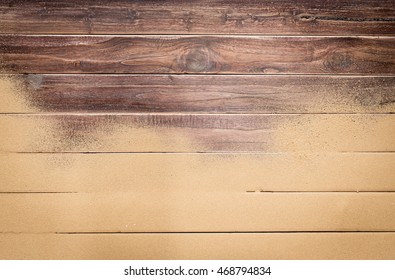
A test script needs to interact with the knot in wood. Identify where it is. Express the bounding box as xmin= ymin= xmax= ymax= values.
xmin=325 ymin=51 xmax=353 ymax=71
xmin=26 ymin=74 xmax=43 ymax=90
xmin=182 ymin=46 xmax=213 ymax=72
